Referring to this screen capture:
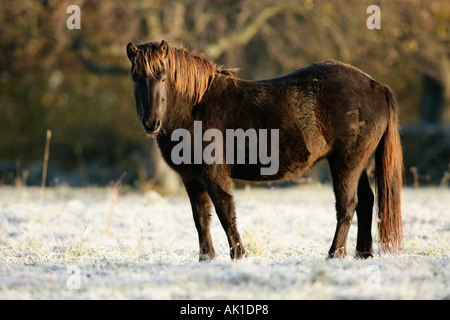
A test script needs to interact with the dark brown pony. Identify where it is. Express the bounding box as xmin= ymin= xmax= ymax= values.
xmin=126 ymin=40 xmax=403 ymax=260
